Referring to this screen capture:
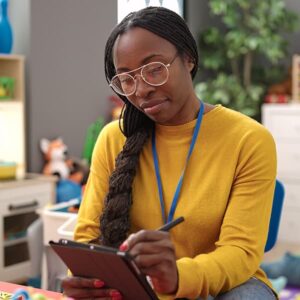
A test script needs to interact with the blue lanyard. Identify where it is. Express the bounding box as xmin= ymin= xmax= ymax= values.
xmin=152 ymin=102 xmax=204 ymax=224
